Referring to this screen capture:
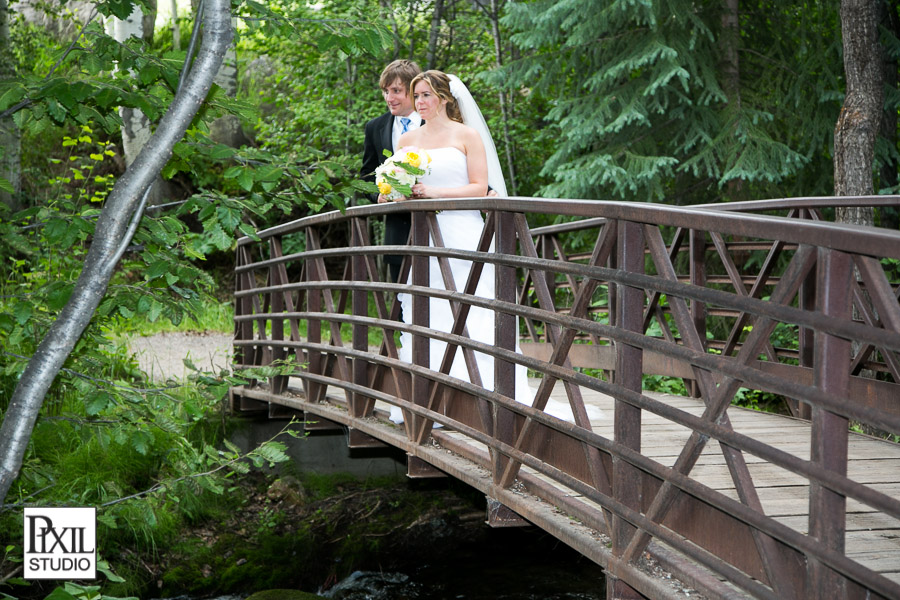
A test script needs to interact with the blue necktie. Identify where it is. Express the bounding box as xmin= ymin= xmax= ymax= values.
xmin=400 ymin=117 xmax=411 ymax=133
